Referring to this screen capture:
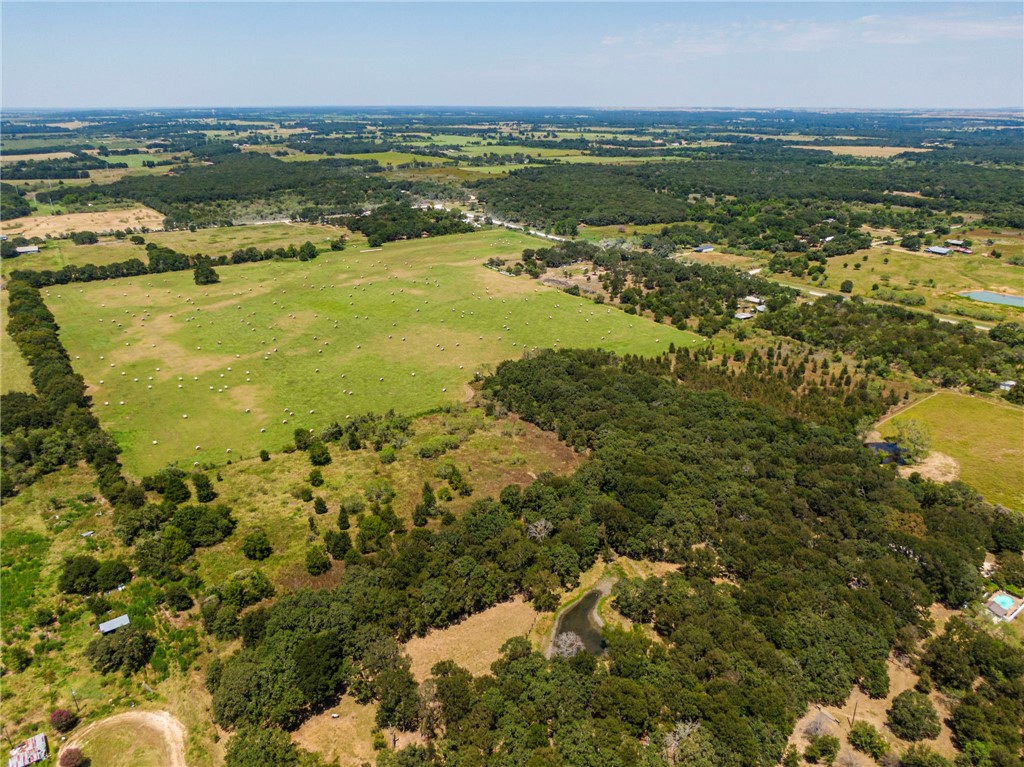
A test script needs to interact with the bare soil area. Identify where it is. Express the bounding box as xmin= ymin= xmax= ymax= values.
xmin=61 ymin=710 xmax=187 ymax=767
xmin=899 ymin=451 xmax=960 ymax=484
